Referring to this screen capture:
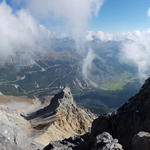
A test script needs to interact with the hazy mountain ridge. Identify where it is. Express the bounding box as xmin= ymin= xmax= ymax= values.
xmin=0 ymin=39 xmax=140 ymax=113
